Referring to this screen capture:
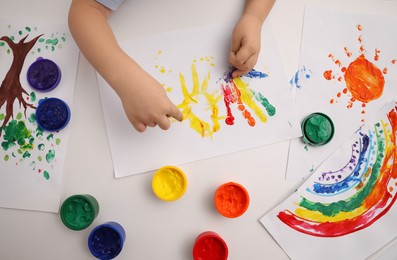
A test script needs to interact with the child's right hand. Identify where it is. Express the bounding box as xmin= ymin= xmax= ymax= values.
xmin=113 ymin=66 xmax=183 ymax=132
